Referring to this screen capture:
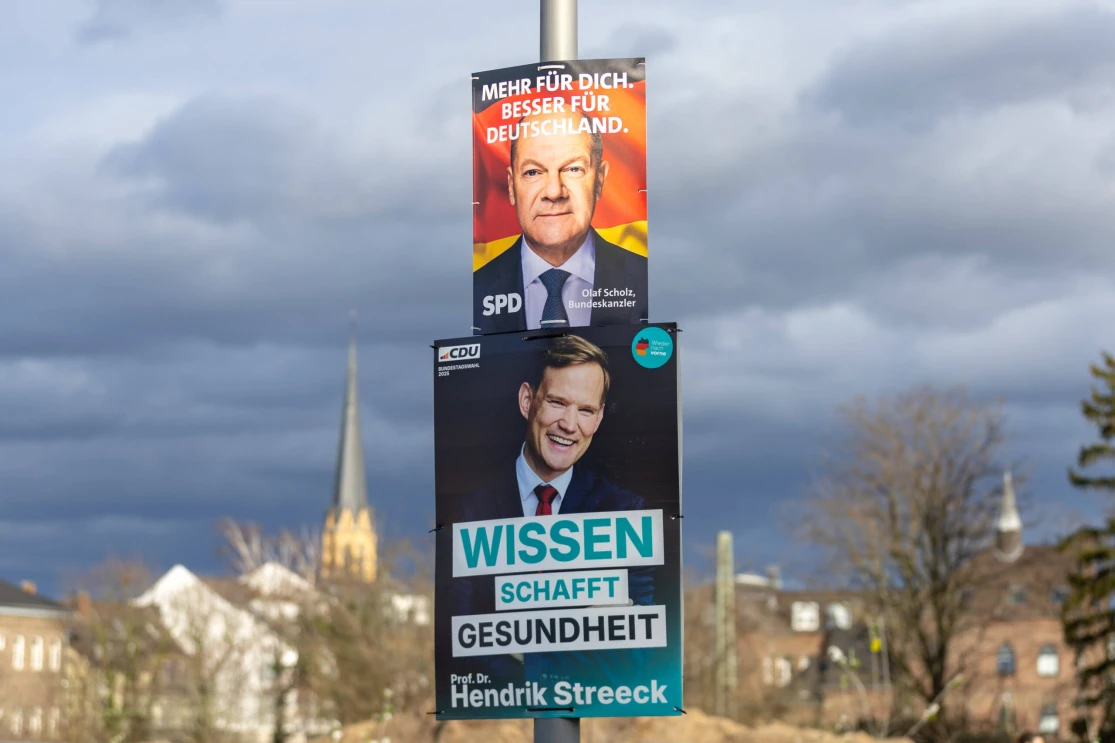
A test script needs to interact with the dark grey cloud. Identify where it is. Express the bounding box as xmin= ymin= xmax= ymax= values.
xmin=77 ymin=0 xmax=224 ymax=43
xmin=0 ymin=93 xmax=472 ymax=362
xmin=804 ymin=3 xmax=1115 ymax=128
xmin=4 ymin=0 xmax=1113 ymax=596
